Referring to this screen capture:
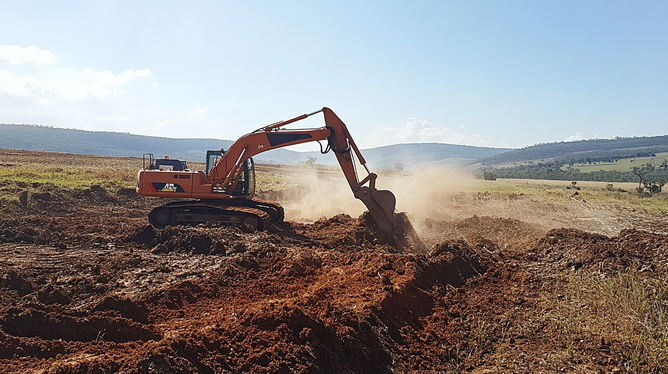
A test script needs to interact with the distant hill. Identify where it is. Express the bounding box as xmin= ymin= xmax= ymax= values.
xmin=478 ymin=135 xmax=668 ymax=166
xmin=0 ymin=124 xmax=508 ymax=169
xmin=0 ymin=124 xmax=311 ymax=165
xmin=328 ymin=143 xmax=510 ymax=170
